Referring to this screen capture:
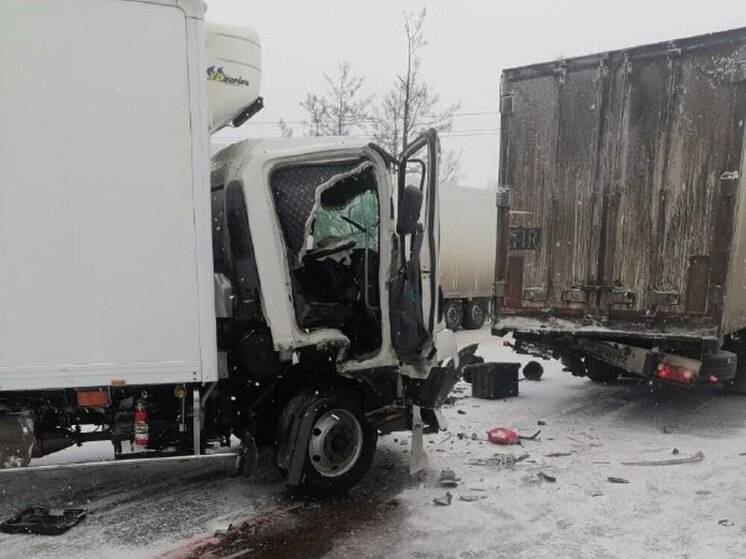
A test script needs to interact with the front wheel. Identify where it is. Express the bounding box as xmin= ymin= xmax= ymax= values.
xmin=277 ymin=389 xmax=377 ymax=495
